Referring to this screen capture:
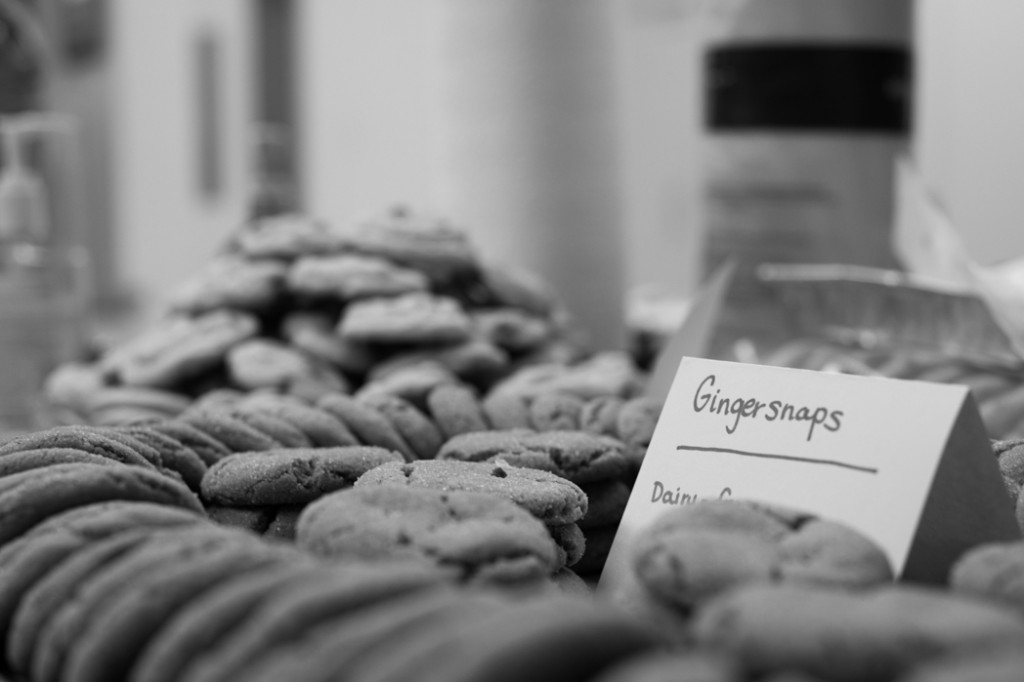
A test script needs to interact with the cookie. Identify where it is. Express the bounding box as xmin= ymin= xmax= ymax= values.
xmin=201 ymin=446 xmax=404 ymax=506
xmin=168 ymin=257 xmax=287 ymax=314
xmin=30 ymin=525 xmax=247 ymax=682
xmin=6 ymin=531 xmax=156 ymax=677
xmin=353 ymin=594 xmax=660 ymax=682
xmin=338 ymin=292 xmax=472 ymax=345
xmin=280 ymin=311 xmax=377 ymax=377
xmin=950 ymin=541 xmax=1024 ymax=615
xmin=179 ymin=408 xmax=284 ymax=453
xmin=233 ymin=213 xmax=347 ymax=259
xmin=478 ymin=261 xmax=556 ymax=316
xmin=632 ymin=501 xmax=892 ymax=612
xmin=579 ymin=479 xmax=631 ymax=530
xmin=264 ymin=506 xmax=304 ymax=541
xmin=316 ymin=394 xmax=415 ymax=459
xmin=358 ymin=394 xmax=443 ymax=460
xmin=61 ymin=540 xmax=299 ymax=682
xmin=146 ymin=420 xmax=233 ymax=466
xmin=615 ymin=396 xmax=661 ymax=450
xmin=355 ymin=361 xmax=459 ymax=408
xmin=100 ymin=310 xmax=259 ymax=388
xmin=0 ymin=426 xmax=157 ymax=470
xmin=225 ymin=339 xmax=316 ymax=391
xmin=239 ymin=588 xmax=501 ymax=682
xmin=348 ymin=205 xmax=478 ymax=281
xmin=369 ymin=340 xmax=509 ymax=388
xmin=691 ymin=584 xmax=1024 ymax=682
xmin=206 ymin=506 xmax=276 ymax=534
xmin=287 ymin=253 xmax=429 ymax=300
xmin=129 ymin=563 xmax=320 ymax=682
xmin=0 ymin=448 xmax=119 ymax=478
xmin=238 ymin=394 xmax=359 ymax=447
xmin=177 ymin=562 xmax=456 ymax=682
xmin=225 ymin=408 xmax=313 ymax=448
xmin=355 ymin=459 xmax=588 ymax=526
xmin=578 ymin=396 xmax=625 ymax=436
xmin=296 ymin=485 xmax=560 ymax=578
xmin=472 ymin=308 xmax=553 ymax=353
xmin=549 ymin=568 xmax=591 ymax=597
xmin=114 ymin=426 xmax=208 ymax=491
xmin=528 ymin=392 xmax=584 ymax=431
xmin=481 ymin=391 xmax=532 ymax=430
xmin=436 ymin=429 xmax=630 ymax=484
xmin=424 ymin=384 xmax=489 ymax=440
xmin=547 ymin=522 xmax=585 ymax=568
xmin=490 ymin=351 xmax=644 ymax=400
xmin=0 ymin=502 xmax=204 ymax=669
xmin=0 ymin=463 xmax=204 ymax=546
